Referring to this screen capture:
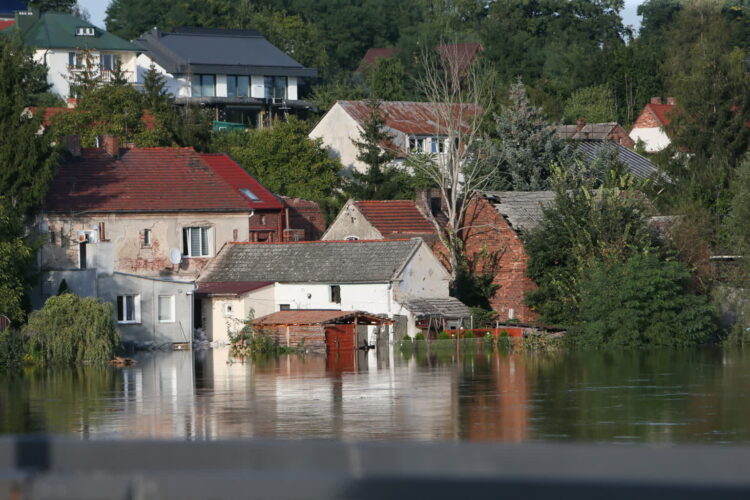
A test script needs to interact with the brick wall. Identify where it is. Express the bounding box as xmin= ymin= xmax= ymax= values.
xmin=632 ymin=108 xmax=660 ymax=129
xmin=283 ymin=198 xmax=326 ymax=241
xmin=461 ymin=196 xmax=539 ymax=323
